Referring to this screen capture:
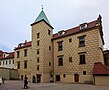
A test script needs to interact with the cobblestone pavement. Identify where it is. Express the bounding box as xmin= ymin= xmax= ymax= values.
xmin=0 ymin=80 xmax=109 ymax=90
